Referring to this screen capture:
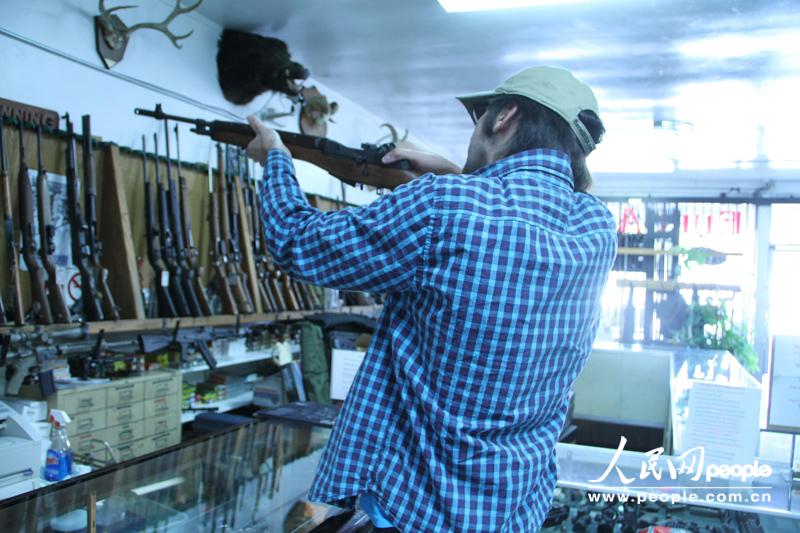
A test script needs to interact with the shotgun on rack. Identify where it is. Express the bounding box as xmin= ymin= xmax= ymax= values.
xmin=163 ymin=118 xmax=203 ymax=317
xmin=18 ymin=121 xmax=53 ymax=324
xmin=1 ymin=116 xmax=23 ymax=325
xmin=208 ymin=147 xmax=237 ymax=315
xmin=221 ymin=145 xmax=254 ymax=314
xmin=65 ymin=114 xmax=104 ymax=322
xmin=242 ymin=175 xmax=277 ymax=312
xmin=82 ymin=115 xmax=119 ymax=321
xmin=134 ymin=105 xmax=413 ymax=190
xmin=175 ymin=124 xmax=212 ymax=316
xmin=154 ymin=132 xmax=190 ymax=316
xmin=36 ymin=125 xmax=72 ymax=323
xmin=142 ymin=135 xmax=177 ymax=318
